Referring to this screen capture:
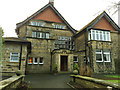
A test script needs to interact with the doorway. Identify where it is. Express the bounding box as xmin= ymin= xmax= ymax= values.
xmin=60 ymin=56 xmax=68 ymax=71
